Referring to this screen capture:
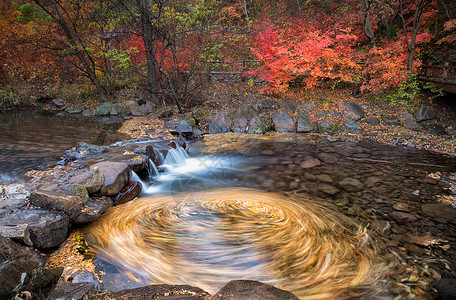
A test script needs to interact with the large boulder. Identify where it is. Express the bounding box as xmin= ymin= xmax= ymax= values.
xmin=272 ymin=111 xmax=296 ymax=132
xmin=414 ymin=105 xmax=437 ymax=122
xmin=0 ymin=236 xmax=62 ymax=299
xmin=232 ymin=106 xmax=261 ymax=133
xmin=113 ymin=180 xmax=142 ymax=205
xmin=48 ymin=281 xmax=95 ymax=300
xmin=297 ymin=108 xmax=315 ymax=133
xmin=381 ymin=115 xmax=400 ymax=126
xmin=29 ymin=190 xmax=85 ymax=220
xmin=257 ymin=99 xmax=278 ymax=111
xmin=66 ymin=105 xmax=85 ymax=114
xmin=338 ymin=100 xmax=364 ymax=121
xmin=279 ymin=99 xmax=299 ymax=114
xmin=420 ymin=121 xmax=447 ymax=135
xmin=68 ymin=169 xmax=105 ymax=194
xmin=89 ymin=161 xmax=131 ymax=196
xmin=155 ymin=106 xmax=174 ymax=118
xmin=131 ymin=102 xmax=155 ymax=116
xmin=214 ymin=280 xmax=299 ymax=300
xmin=209 ymin=112 xmax=233 ymax=134
xmin=0 ymin=209 xmax=69 ymax=249
xmin=247 ymin=115 xmax=272 ymax=134
xmin=342 ymin=120 xmax=363 ymax=134
xmin=94 ymin=103 xmax=123 ymax=116
xmin=399 ymin=110 xmax=420 ymax=131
